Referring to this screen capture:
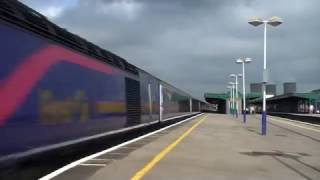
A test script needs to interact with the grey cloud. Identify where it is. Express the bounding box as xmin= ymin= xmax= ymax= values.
xmin=22 ymin=0 xmax=320 ymax=99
